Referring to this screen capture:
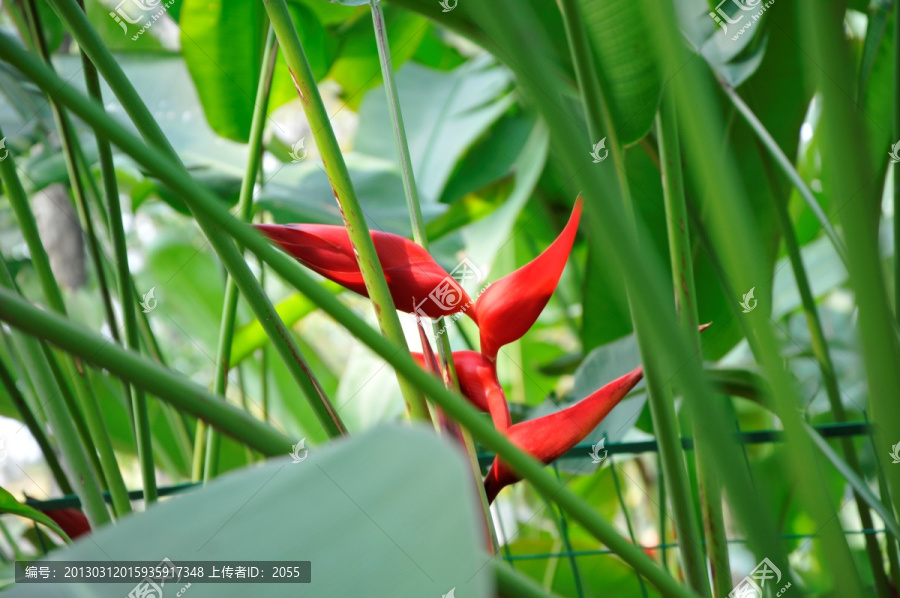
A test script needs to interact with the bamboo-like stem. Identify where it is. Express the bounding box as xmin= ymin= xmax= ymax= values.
xmin=46 ymin=0 xmax=346 ymax=440
xmin=204 ymin=26 xmax=279 ymax=481
xmin=657 ymin=93 xmax=730 ymax=596
xmin=263 ymin=0 xmax=431 ymax=423
xmin=0 ymin=355 xmax=73 ymax=494
xmin=775 ymin=163 xmax=891 ymax=594
xmin=0 ymin=121 xmax=133 ymax=517
xmin=558 ymin=0 xmax=709 ymax=592
xmin=0 ymin=41 xmax=693 ymax=595
xmin=0 ymin=268 xmax=110 ymax=526
xmin=21 ymin=0 xmax=120 ymax=342
xmin=73 ymin=0 xmax=140 ymax=512
xmin=368 ymin=0 xmax=497 ymax=549
xmin=894 ymin=0 xmax=900 ymax=323
xmin=728 ymin=84 xmax=890 ymax=594
xmin=0 ymin=289 xmax=292 ymax=456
